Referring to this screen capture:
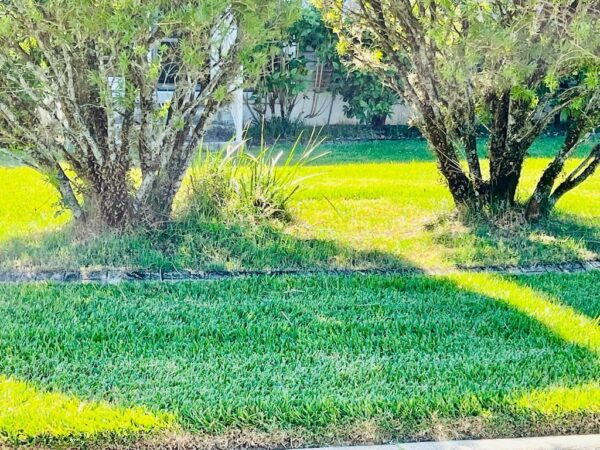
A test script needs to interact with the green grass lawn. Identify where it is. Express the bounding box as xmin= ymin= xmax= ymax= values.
xmin=0 ymin=271 xmax=598 ymax=447
xmin=0 ymin=137 xmax=599 ymax=448
xmin=1 ymin=136 xmax=598 ymax=271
